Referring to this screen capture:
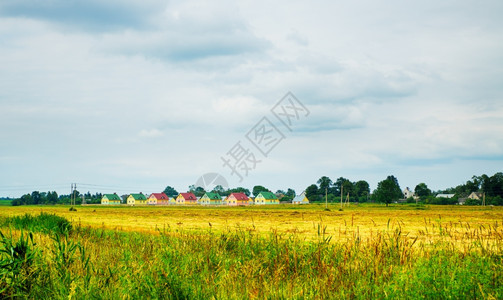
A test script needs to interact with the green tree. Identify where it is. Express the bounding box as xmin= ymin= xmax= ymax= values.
xmin=212 ymin=185 xmax=228 ymax=196
xmin=189 ymin=186 xmax=206 ymax=197
xmin=354 ymin=180 xmax=370 ymax=202
xmin=47 ymin=191 xmax=58 ymax=205
xmin=31 ymin=191 xmax=41 ymax=205
xmin=253 ymin=185 xmax=270 ymax=197
xmin=373 ymin=176 xmax=402 ymax=206
xmin=317 ymin=176 xmax=333 ymax=194
xmin=414 ymin=183 xmax=431 ymax=198
xmin=333 ymin=177 xmax=354 ymax=199
xmin=305 ymin=184 xmax=319 ymax=201
xmin=286 ymin=188 xmax=296 ymax=198
xmin=482 ymin=172 xmax=503 ymax=197
xmin=163 ymin=186 xmax=179 ymax=197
